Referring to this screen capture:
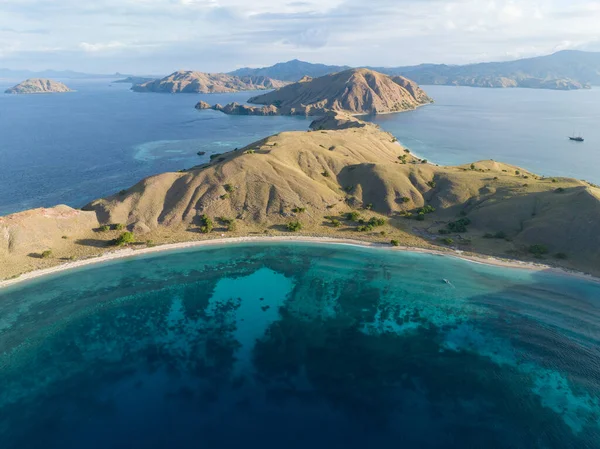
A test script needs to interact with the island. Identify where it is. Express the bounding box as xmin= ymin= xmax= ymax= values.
xmin=199 ymin=69 xmax=433 ymax=116
xmin=2 ymin=71 xmax=599 ymax=282
xmin=4 ymin=78 xmax=73 ymax=94
xmin=132 ymin=70 xmax=288 ymax=93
